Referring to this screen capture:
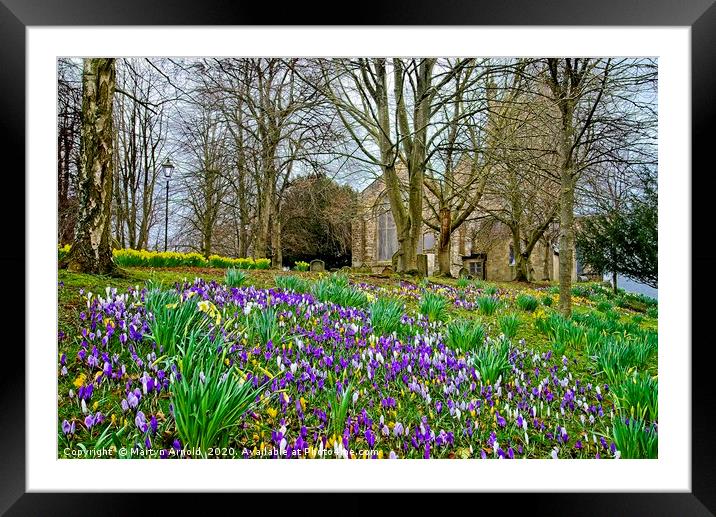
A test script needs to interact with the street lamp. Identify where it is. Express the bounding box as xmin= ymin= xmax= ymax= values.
xmin=161 ymin=158 xmax=175 ymax=252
